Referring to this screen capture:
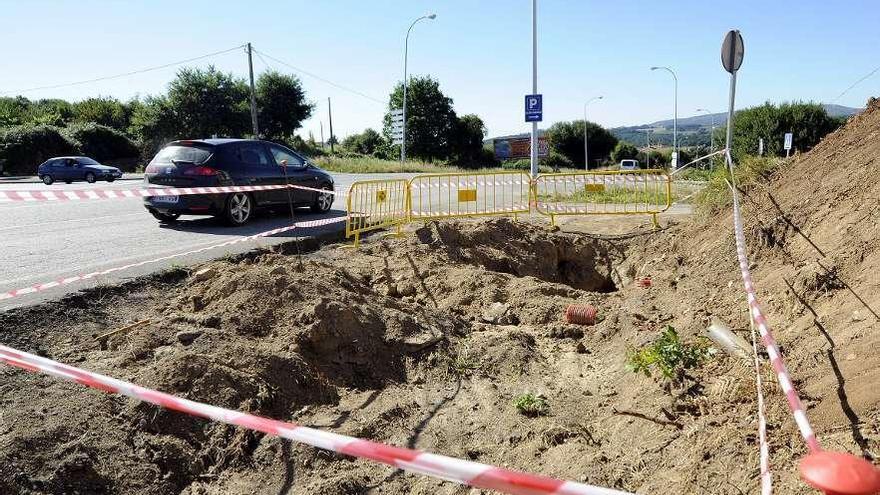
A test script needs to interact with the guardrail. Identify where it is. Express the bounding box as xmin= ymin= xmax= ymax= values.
xmin=345 ymin=179 xmax=410 ymax=247
xmin=532 ymin=170 xmax=671 ymax=227
xmin=409 ymin=171 xmax=531 ymax=221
